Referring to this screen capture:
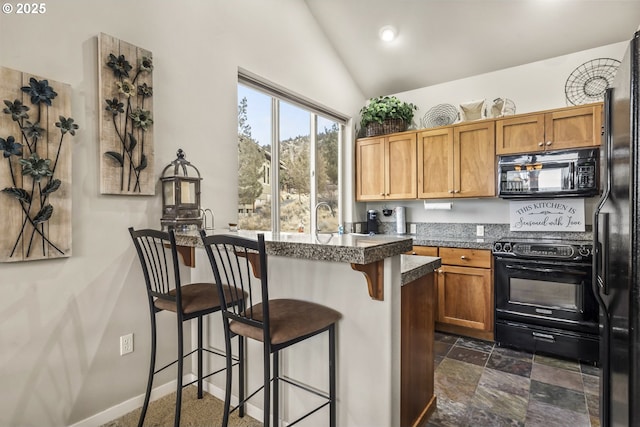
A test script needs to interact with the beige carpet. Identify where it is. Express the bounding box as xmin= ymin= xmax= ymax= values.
xmin=101 ymin=386 xmax=262 ymax=427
